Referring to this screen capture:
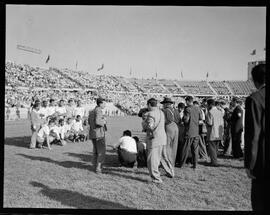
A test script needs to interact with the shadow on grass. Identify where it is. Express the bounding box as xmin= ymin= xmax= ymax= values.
xmin=5 ymin=136 xmax=31 ymax=148
xmin=64 ymin=152 xmax=91 ymax=162
xmin=102 ymin=170 xmax=149 ymax=183
xmin=63 ymin=152 xmax=149 ymax=182
xmin=30 ymin=181 xmax=133 ymax=209
xmin=17 ymin=154 xmax=91 ymax=170
xmin=64 ymin=151 xmax=120 ymax=168
xmin=198 ymin=161 xmax=244 ymax=169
